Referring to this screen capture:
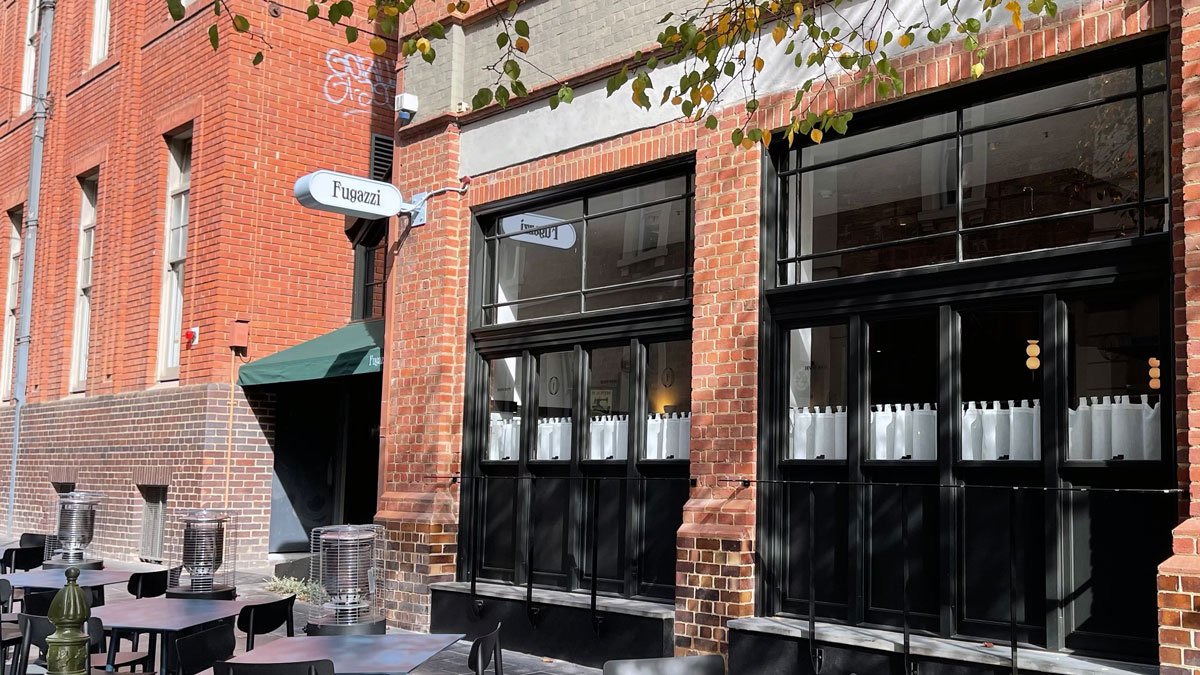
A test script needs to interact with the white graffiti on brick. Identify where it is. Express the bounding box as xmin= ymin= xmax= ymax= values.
xmin=323 ymin=49 xmax=396 ymax=116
